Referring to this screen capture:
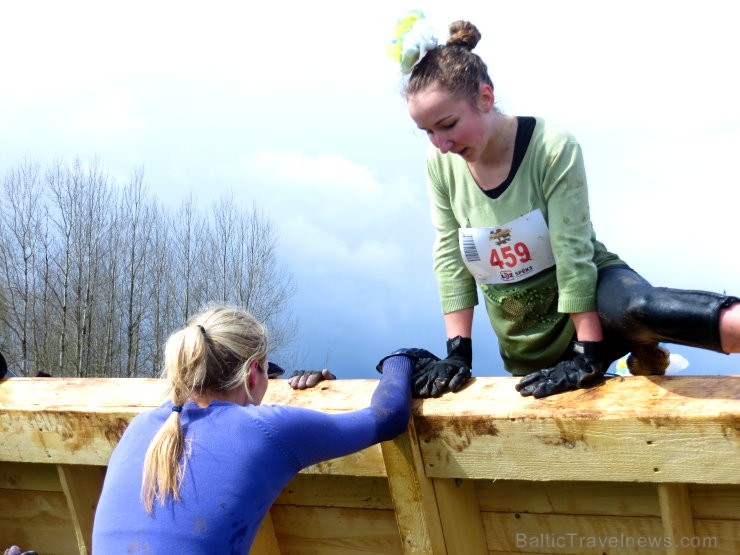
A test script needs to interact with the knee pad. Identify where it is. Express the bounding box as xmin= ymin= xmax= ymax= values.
xmin=623 ymin=288 xmax=738 ymax=353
